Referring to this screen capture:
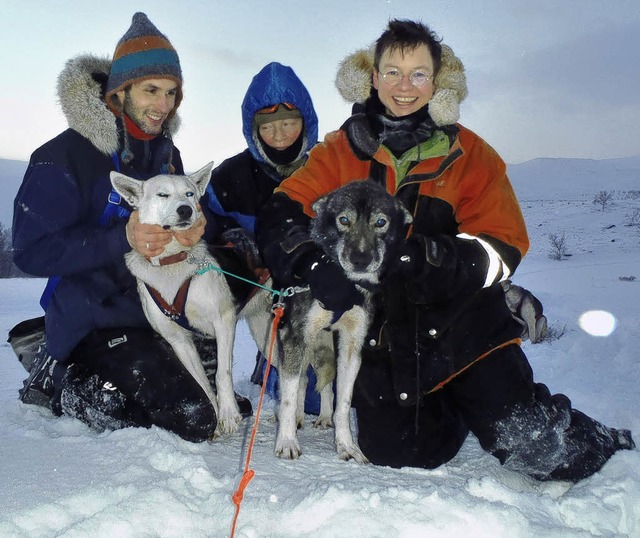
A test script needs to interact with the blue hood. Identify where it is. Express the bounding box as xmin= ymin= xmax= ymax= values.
xmin=241 ymin=62 xmax=318 ymax=164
